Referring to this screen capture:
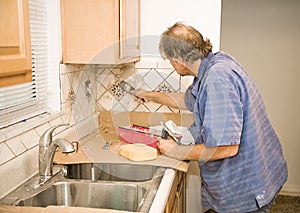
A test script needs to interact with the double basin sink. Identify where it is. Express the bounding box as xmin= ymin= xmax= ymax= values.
xmin=0 ymin=163 xmax=166 ymax=212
